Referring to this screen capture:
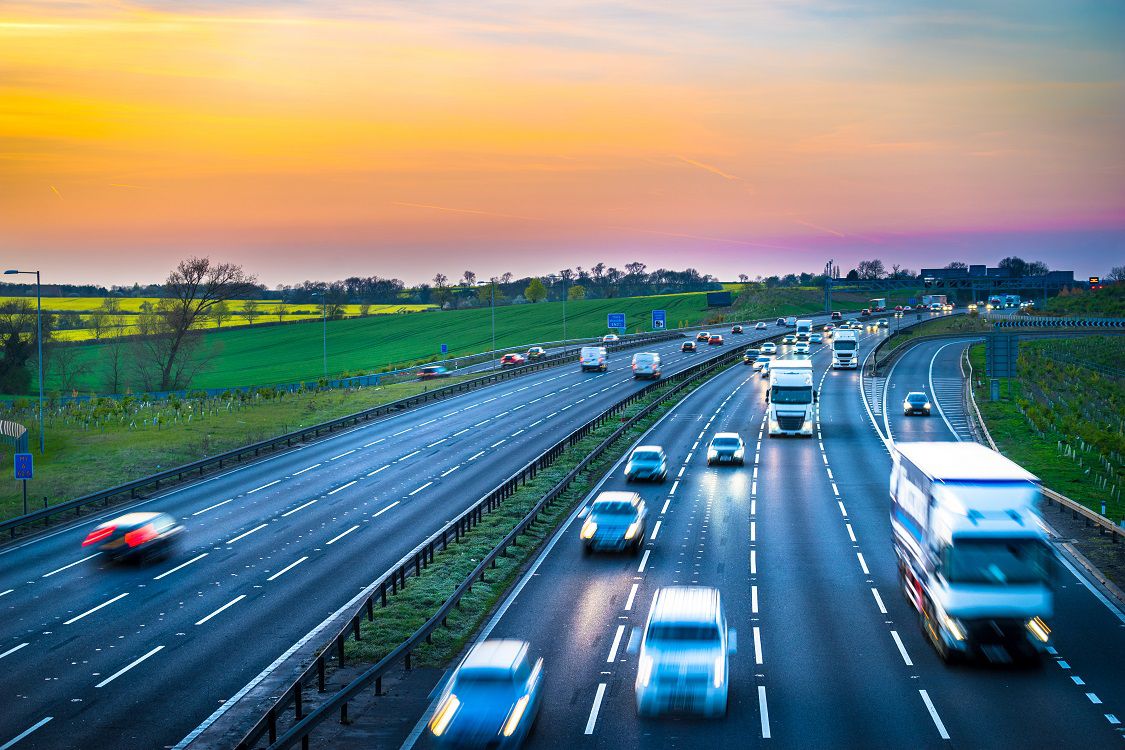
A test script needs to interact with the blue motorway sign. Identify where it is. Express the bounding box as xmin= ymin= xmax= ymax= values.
xmin=440 ymin=343 xmax=448 ymax=354
xmin=909 ymin=298 xmax=916 ymax=306
xmin=14 ymin=453 xmax=33 ymax=480
xmin=651 ymin=309 xmax=666 ymax=330
xmin=607 ymin=313 xmax=626 ymax=330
